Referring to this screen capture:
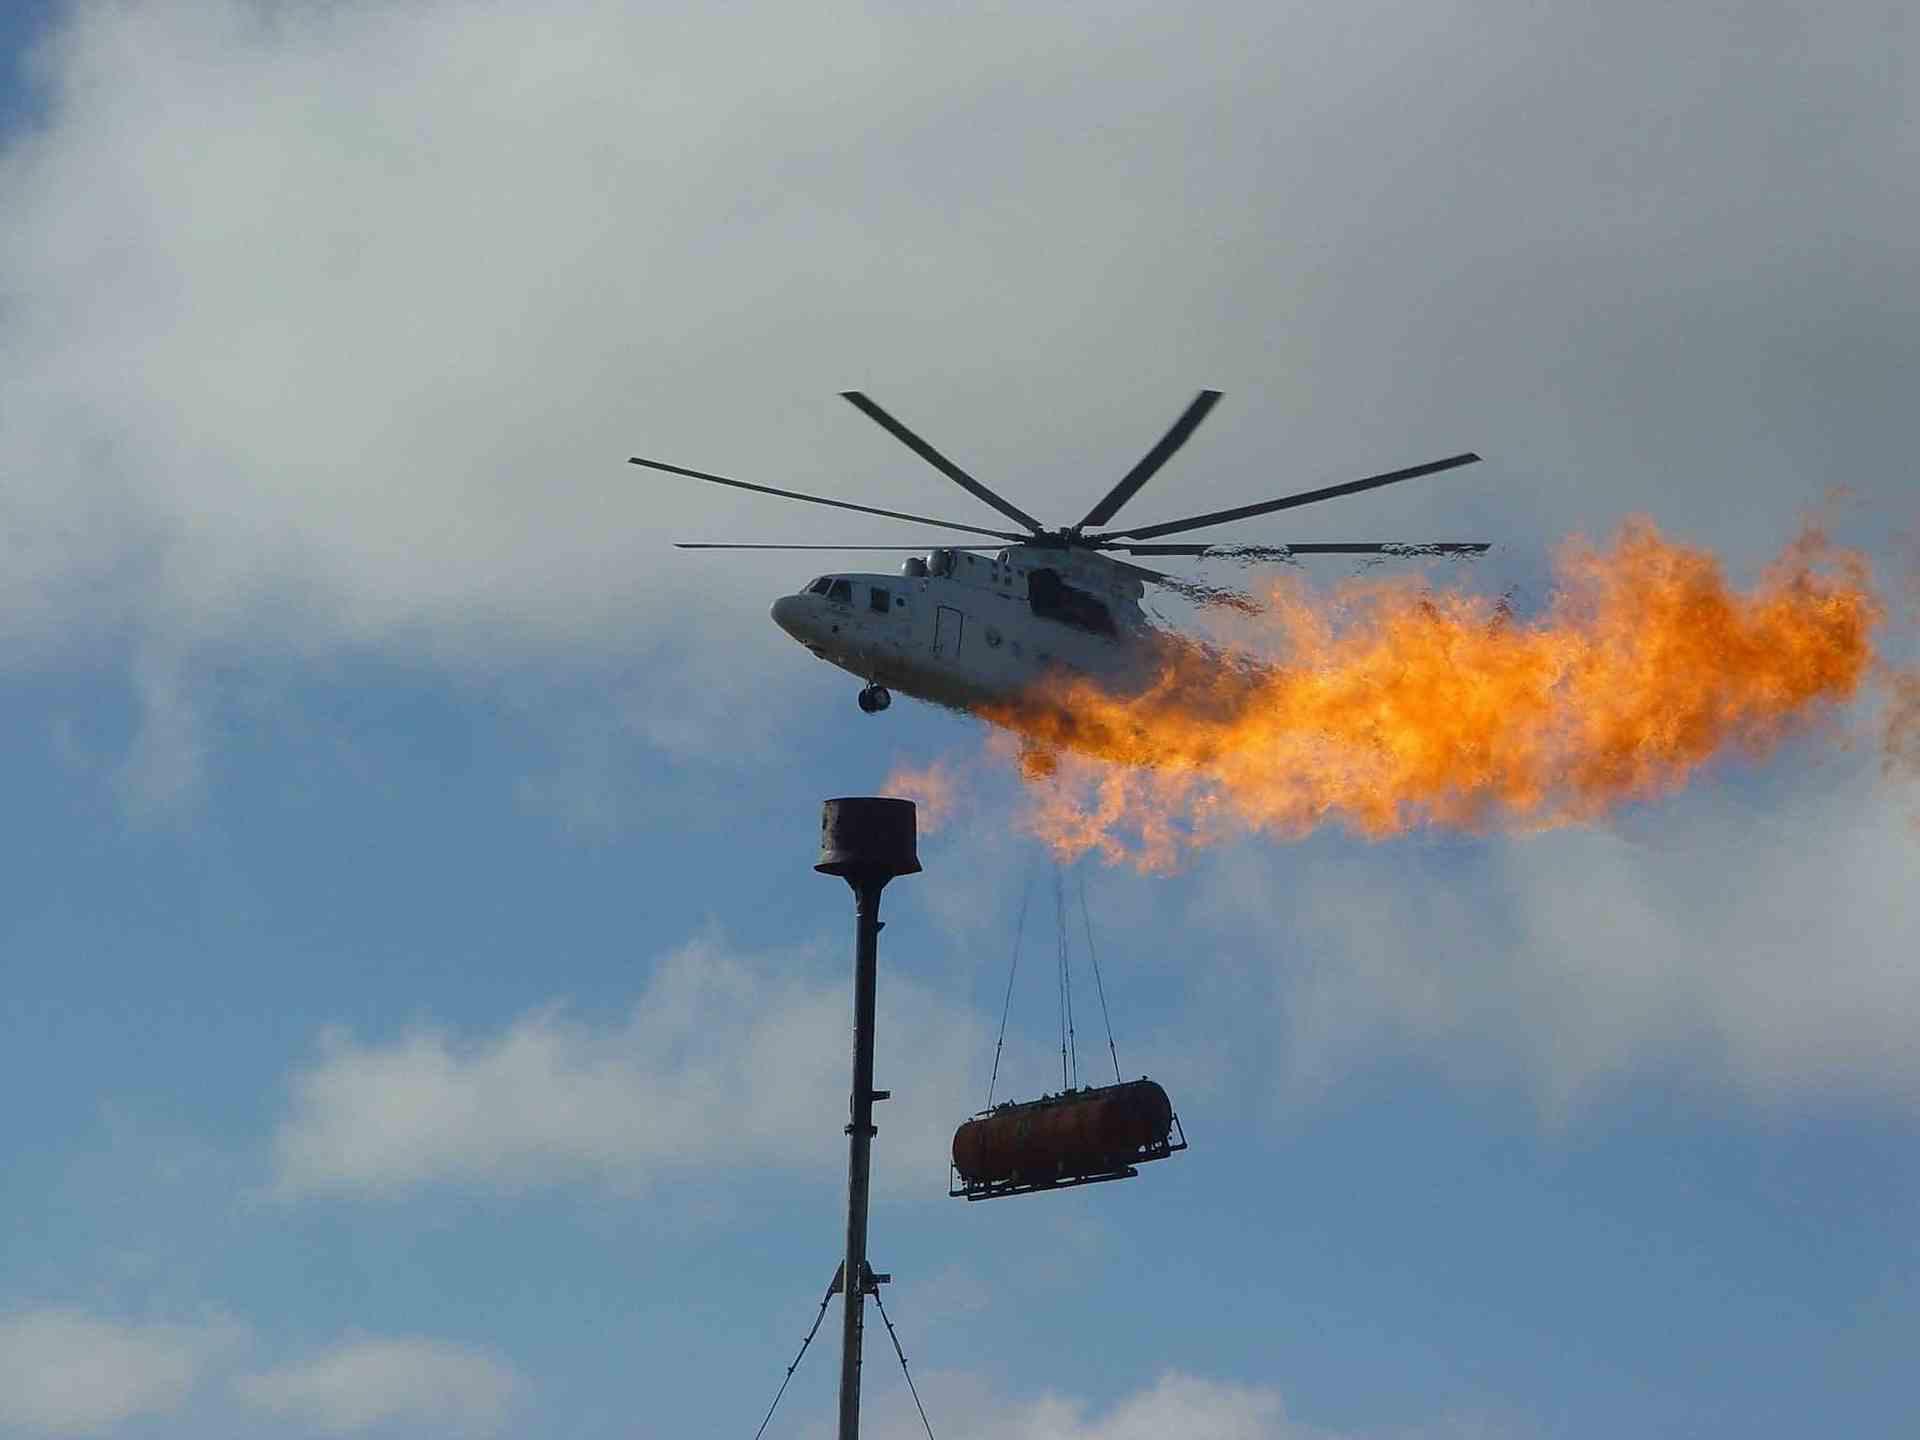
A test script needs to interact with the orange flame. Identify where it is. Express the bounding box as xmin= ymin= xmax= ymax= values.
xmin=884 ymin=757 xmax=959 ymax=834
xmin=983 ymin=519 xmax=1892 ymax=870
